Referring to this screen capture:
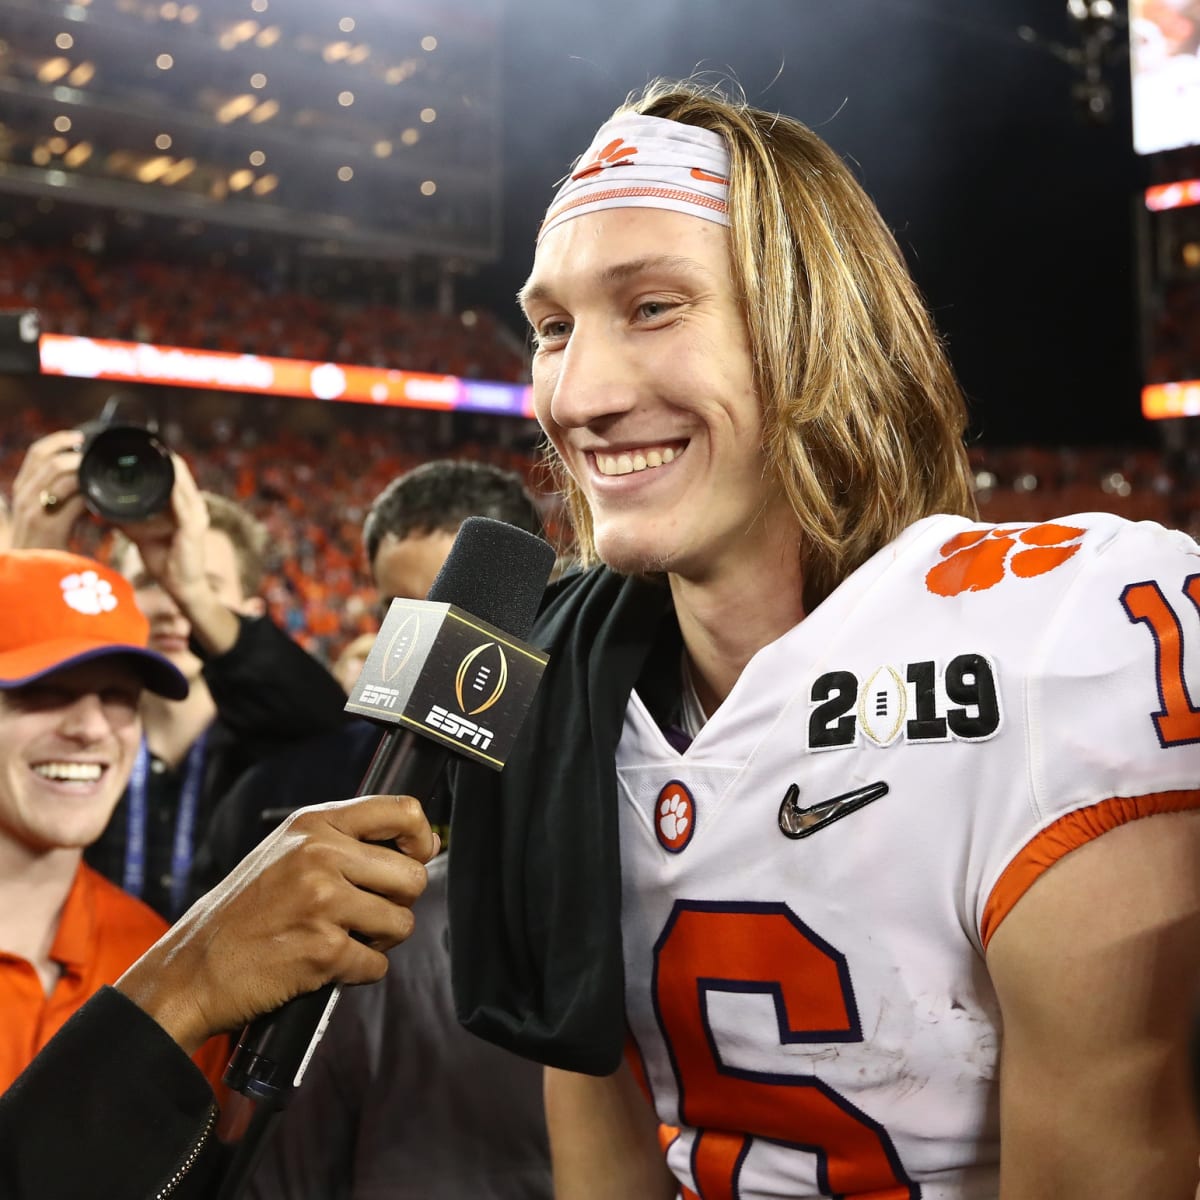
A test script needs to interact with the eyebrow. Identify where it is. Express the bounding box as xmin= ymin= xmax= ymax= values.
xmin=518 ymin=254 xmax=711 ymax=315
